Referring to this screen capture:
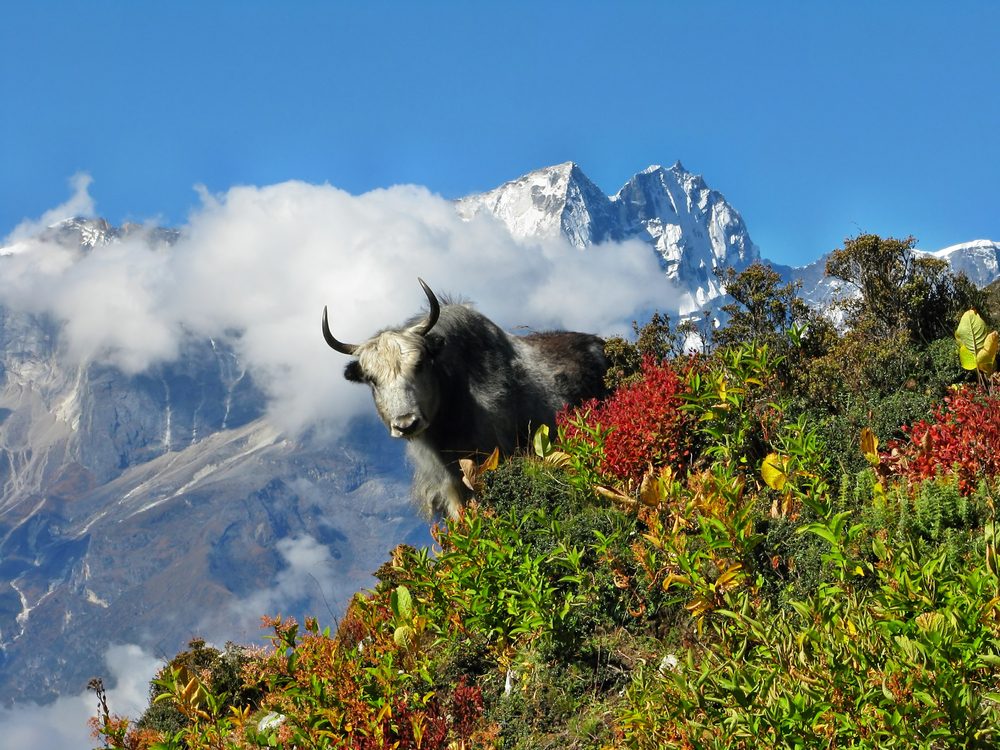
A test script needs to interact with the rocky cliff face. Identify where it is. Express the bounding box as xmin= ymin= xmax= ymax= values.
xmin=613 ymin=164 xmax=760 ymax=311
xmin=0 ymin=220 xmax=427 ymax=705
